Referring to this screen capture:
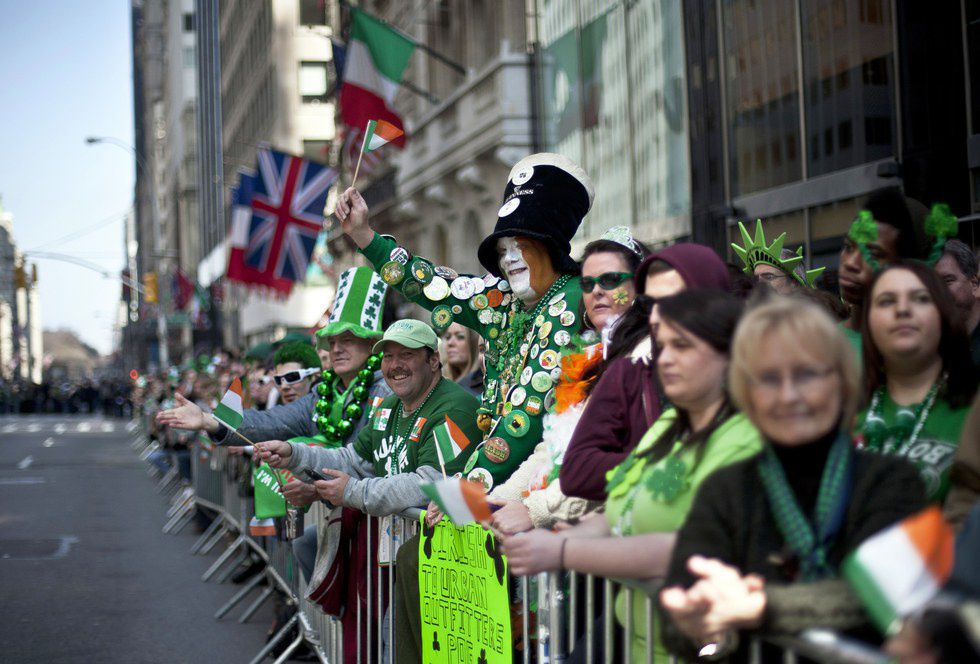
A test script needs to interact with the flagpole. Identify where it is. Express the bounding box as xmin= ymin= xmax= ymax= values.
xmin=351 ymin=127 xmax=370 ymax=188
xmin=229 ymin=428 xmax=286 ymax=493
